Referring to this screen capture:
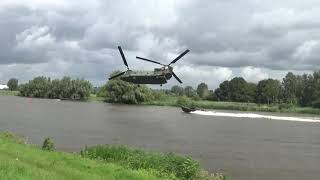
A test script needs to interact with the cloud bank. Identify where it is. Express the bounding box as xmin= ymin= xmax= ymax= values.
xmin=0 ymin=0 xmax=318 ymax=88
